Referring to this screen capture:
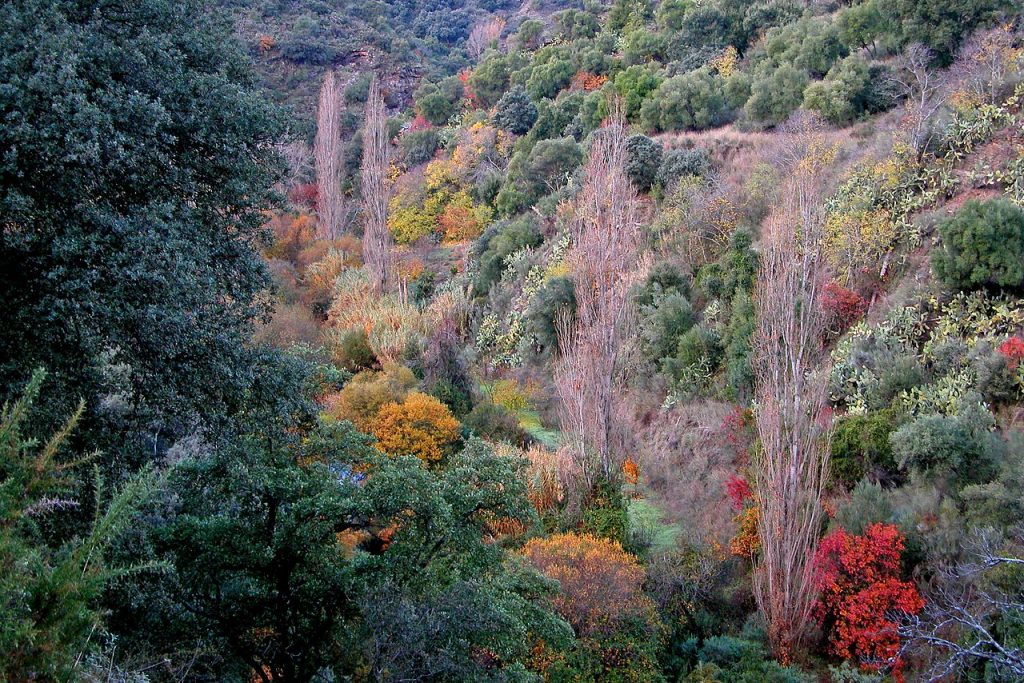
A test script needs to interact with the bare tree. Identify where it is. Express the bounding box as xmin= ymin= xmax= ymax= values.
xmin=278 ymin=140 xmax=313 ymax=190
xmin=751 ymin=120 xmax=835 ymax=660
xmin=891 ymin=44 xmax=950 ymax=158
xmin=314 ymin=71 xmax=346 ymax=239
xmin=362 ymin=75 xmax=393 ymax=294
xmin=466 ymin=17 xmax=505 ymax=59
xmin=555 ymin=111 xmax=643 ymax=490
xmin=900 ymin=530 xmax=1024 ymax=681
xmin=953 ymin=26 xmax=1024 ymax=105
